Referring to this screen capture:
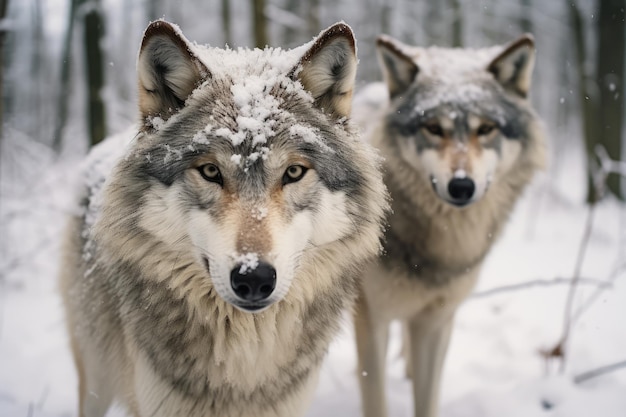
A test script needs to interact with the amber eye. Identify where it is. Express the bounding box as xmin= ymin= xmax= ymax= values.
xmin=282 ymin=165 xmax=308 ymax=185
xmin=477 ymin=124 xmax=496 ymax=136
xmin=198 ymin=164 xmax=223 ymax=186
xmin=424 ymin=123 xmax=444 ymax=136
